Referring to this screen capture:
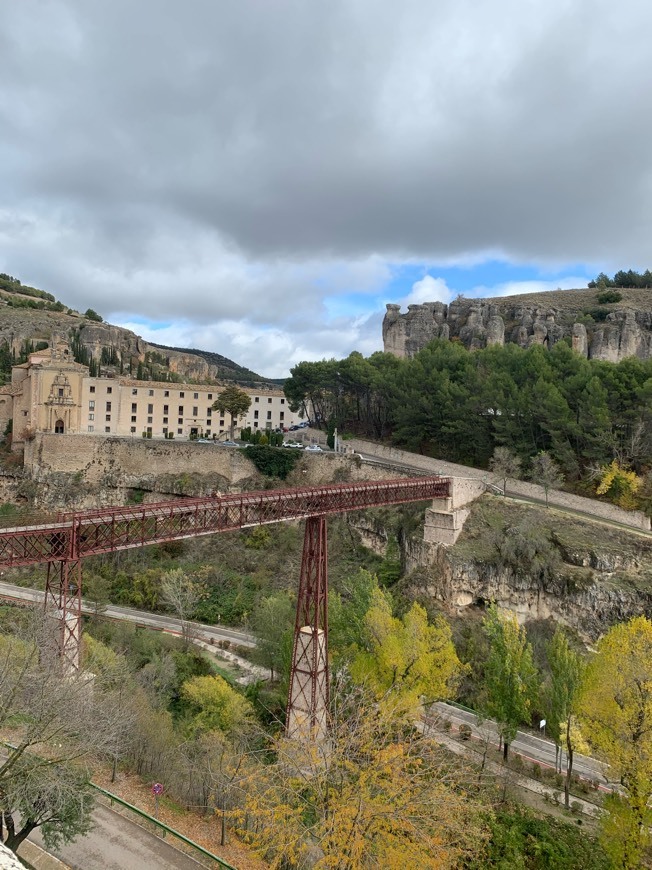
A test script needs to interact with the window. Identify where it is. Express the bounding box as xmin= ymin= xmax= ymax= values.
xmin=177 ymin=428 xmax=182 ymax=435
xmin=281 ymin=398 xmax=285 ymax=405
xmin=131 ymin=403 xmax=137 ymax=413
xmin=164 ymin=390 xmax=169 ymax=397
xmin=192 ymin=406 xmax=198 ymax=416
xmin=280 ymin=411 xmax=284 ymax=420
xmin=106 ymin=401 xmax=111 ymax=412
xmin=193 ymin=393 xmax=198 ymax=399
xmin=147 ymin=416 xmax=153 ymax=424
xmin=253 ymin=422 xmax=258 ymax=429
xmin=267 ymin=411 xmax=272 ymax=420
xmin=268 ymin=397 xmax=272 ymax=403
xmin=163 ymin=416 xmax=168 ymax=424
xmin=180 ymin=392 xmax=185 ymax=398
xmin=208 ymin=393 xmax=212 ymax=400
xmin=162 ymin=427 xmax=168 ymax=436
xmin=147 ymin=427 xmax=152 ymax=435
xmin=89 ymin=413 xmax=94 ymax=421
xmin=254 ymin=410 xmax=259 ymax=420
xmin=132 ymin=388 xmax=138 ymax=395
xmin=148 ymin=404 xmax=153 ymax=414
xmin=58 ymin=387 xmax=64 ymax=397
xmin=178 ymin=406 xmax=184 ymax=414
xmin=130 ymin=426 xmax=136 ymax=433
xmin=105 ymin=414 xmax=111 ymax=422
xmin=131 ymin=415 xmax=136 ymax=423
xmin=105 ymin=426 xmax=111 ymax=432
xmin=207 ymin=408 xmax=212 ymax=416
xmin=106 ymin=387 xmax=112 ymax=394
xmin=178 ymin=417 xmax=183 ymax=424
xmin=89 ymin=401 xmax=95 ymax=411
xmin=88 ymin=425 xmax=94 ymax=432
xmin=90 ymin=386 xmax=95 ymax=393
xmin=163 ymin=404 xmax=168 ymax=413
xmin=254 ymin=397 xmax=259 ymax=403
xmin=206 ymin=429 xmax=211 ymax=436
xmin=220 ymin=418 xmax=225 ymax=426
xmin=148 ymin=389 xmax=154 ymax=396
